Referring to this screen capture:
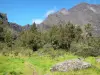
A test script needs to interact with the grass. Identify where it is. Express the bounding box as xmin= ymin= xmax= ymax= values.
xmin=0 ymin=49 xmax=100 ymax=75
xmin=0 ymin=56 xmax=33 ymax=75
xmin=0 ymin=56 xmax=24 ymax=75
